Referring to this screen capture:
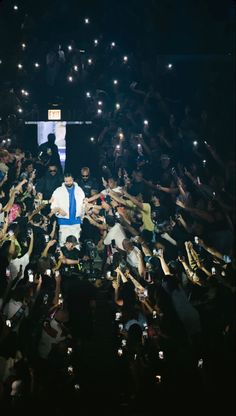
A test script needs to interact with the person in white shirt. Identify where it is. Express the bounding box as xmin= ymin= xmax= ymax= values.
xmin=122 ymin=239 xmax=145 ymax=277
xmin=103 ymin=216 xmax=127 ymax=251
xmin=9 ymin=229 xmax=34 ymax=281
